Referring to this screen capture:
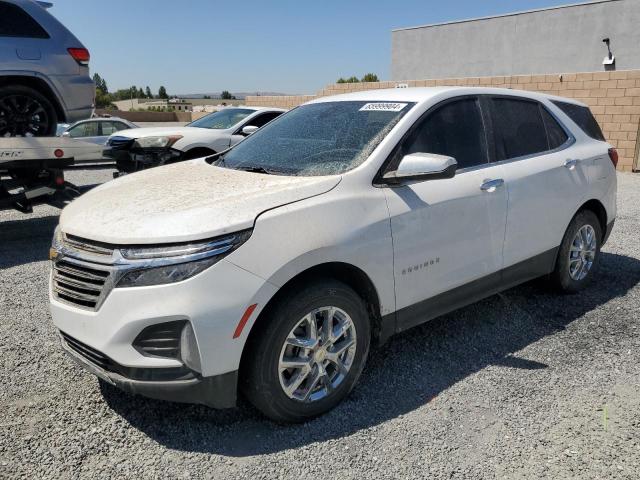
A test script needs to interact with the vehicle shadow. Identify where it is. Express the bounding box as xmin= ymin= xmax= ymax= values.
xmin=99 ymin=251 xmax=640 ymax=457
xmin=0 ymin=215 xmax=59 ymax=269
